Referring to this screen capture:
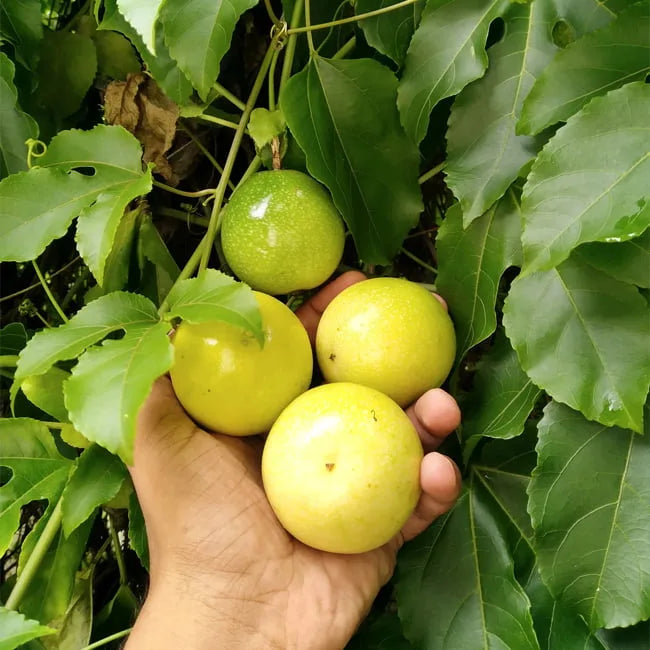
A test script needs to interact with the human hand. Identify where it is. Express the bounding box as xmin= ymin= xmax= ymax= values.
xmin=126 ymin=272 xmax=462 ymax=650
